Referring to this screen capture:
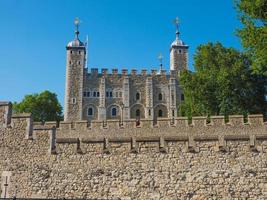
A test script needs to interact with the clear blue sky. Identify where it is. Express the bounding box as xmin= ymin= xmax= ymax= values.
xmin=0 ymin=0 xmax=242 ymax=106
